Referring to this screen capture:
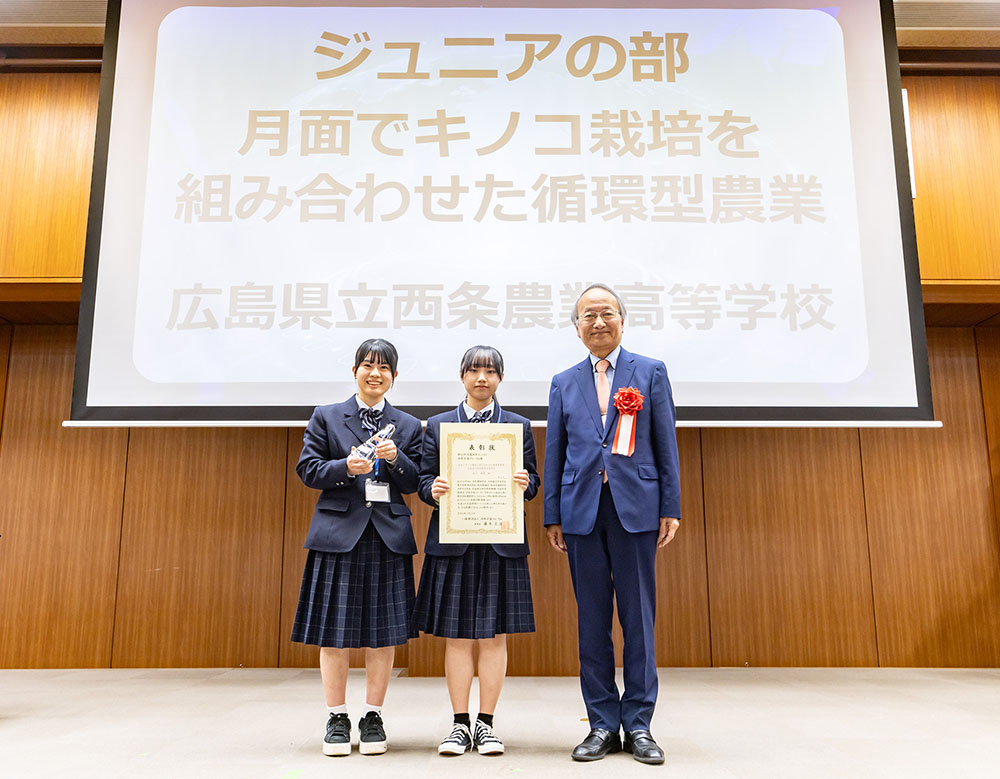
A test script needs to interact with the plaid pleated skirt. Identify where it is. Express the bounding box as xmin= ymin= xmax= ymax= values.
xmin=291 ymin=522 xmax=417 ymax=648
xmin=412 ymin=546 xmax=535 ymax=639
